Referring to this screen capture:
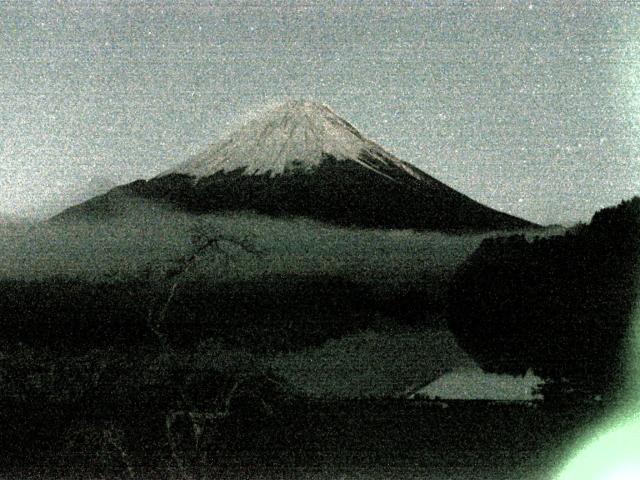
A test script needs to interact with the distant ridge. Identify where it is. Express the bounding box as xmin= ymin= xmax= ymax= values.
xmin=55 ymin=100 xmax=536 ymax=232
